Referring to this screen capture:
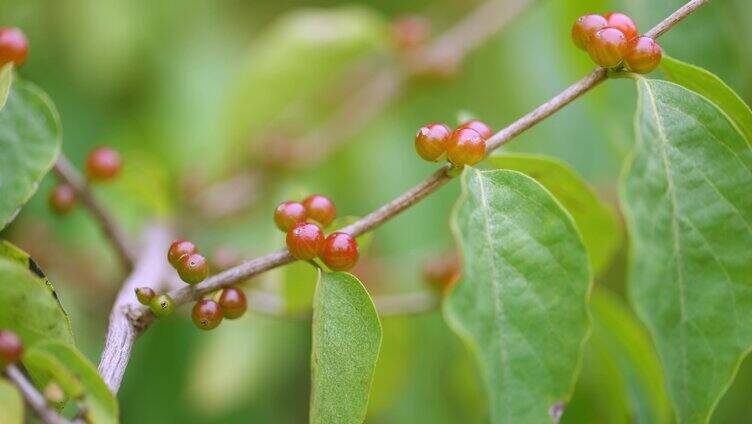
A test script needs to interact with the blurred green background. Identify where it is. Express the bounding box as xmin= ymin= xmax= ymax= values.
xmin=1 ymin=0 xmax=750 ymax=422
